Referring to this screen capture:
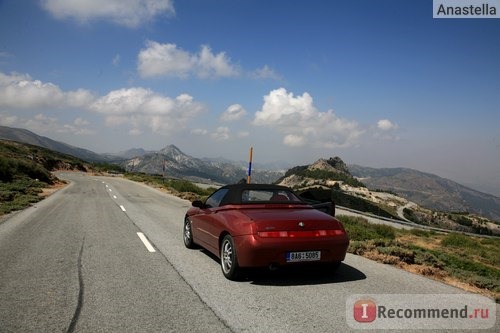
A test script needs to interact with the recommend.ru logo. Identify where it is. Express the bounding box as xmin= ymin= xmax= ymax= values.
xmin=346 ymin=294 xmax=496 ymax=330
